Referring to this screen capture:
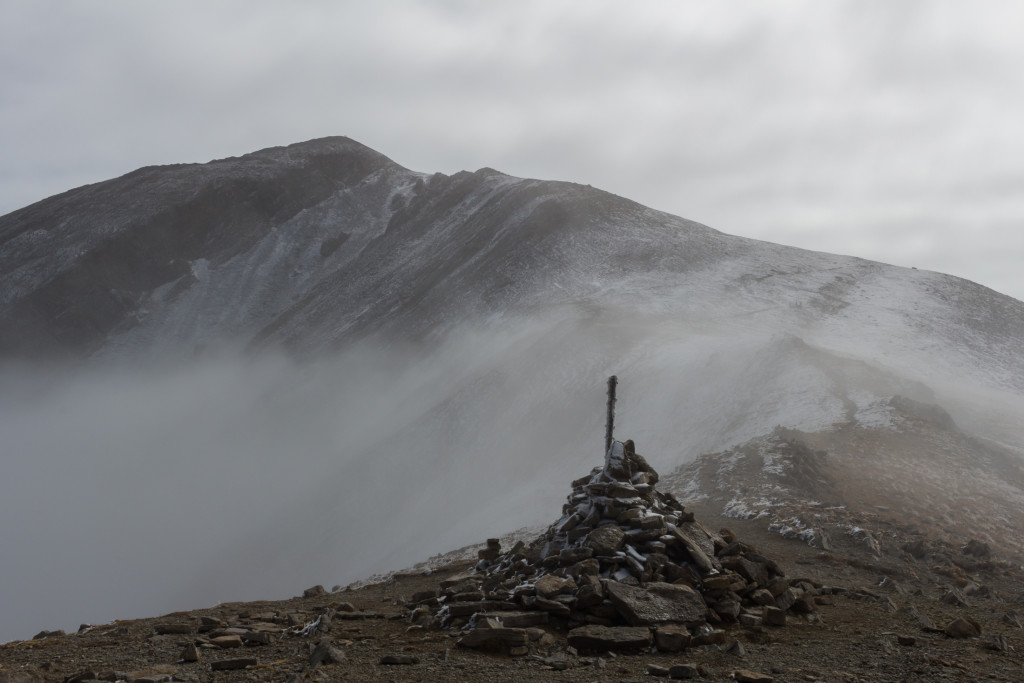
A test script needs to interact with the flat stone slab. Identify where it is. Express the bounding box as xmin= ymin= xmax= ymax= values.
xmin=669 ymin=663 xmax=700 ymax=679
xmin=606 ymin=581 xmax=707 ymax=626
xmin=673 ymin=521 xmax=717 ymax=563
xmin=733 ymin=670 xmax=774 ymax=683
xmin=459 ymin=627 xmax=529 ymax=648
xmin=534 ymin=574 xmax=576 ymax=599
xmin=567 ymin=624 xmax=653 ymax=652
xmin=210 ymin=635 xmax=243 ymax=648
xmin=670 ymin=526 xmax=713 ymax=573
xmin=335 ymin=610 xmax=384 ymax=620
xmin=210 ymin=658 xmax=257 ymax=671
xmin=447 ymin=600 xmax=516 ymax=617
xmin=477 ymin=611 xmax=549 ymax=628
